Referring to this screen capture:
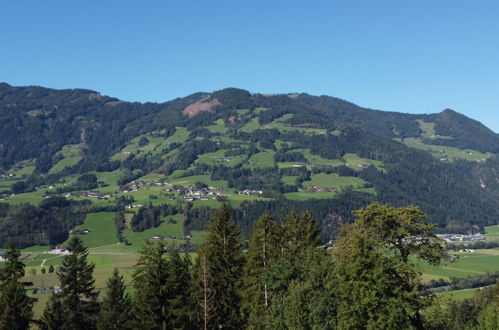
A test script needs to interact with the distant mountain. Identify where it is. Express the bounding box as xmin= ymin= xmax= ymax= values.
xmin=1 ymin=83 xmax=498 ymax=244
